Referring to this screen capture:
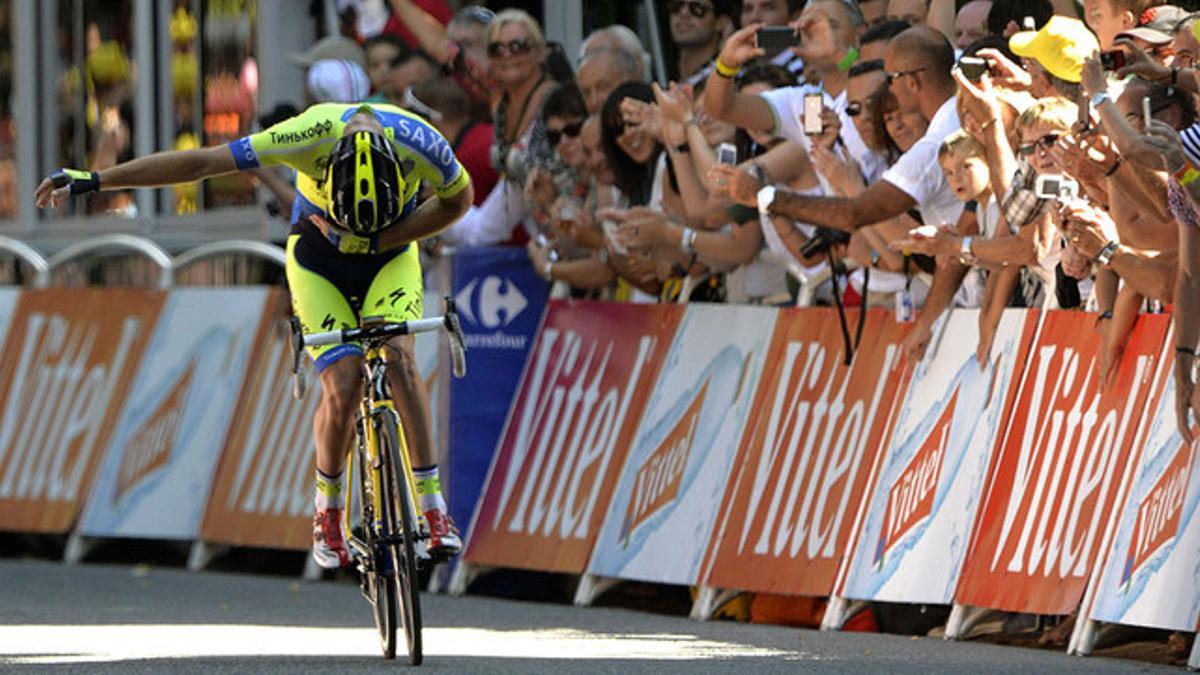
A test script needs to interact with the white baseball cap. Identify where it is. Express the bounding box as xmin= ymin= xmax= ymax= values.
xmin=306 ymin=59 xmax=370 ymax=103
